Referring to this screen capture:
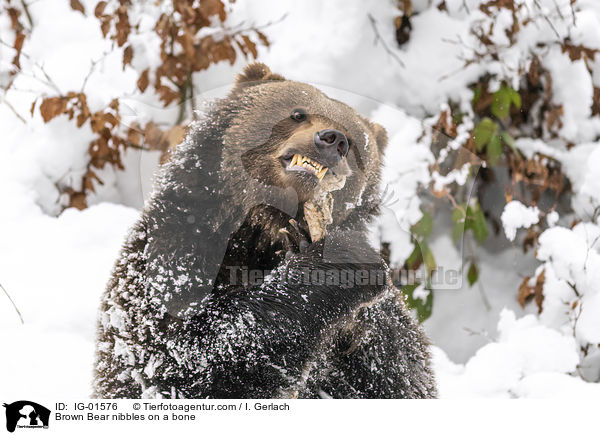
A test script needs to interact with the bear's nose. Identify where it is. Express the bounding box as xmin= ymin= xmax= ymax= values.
xmin=314 ymin=129 xmax=349 ymax=159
